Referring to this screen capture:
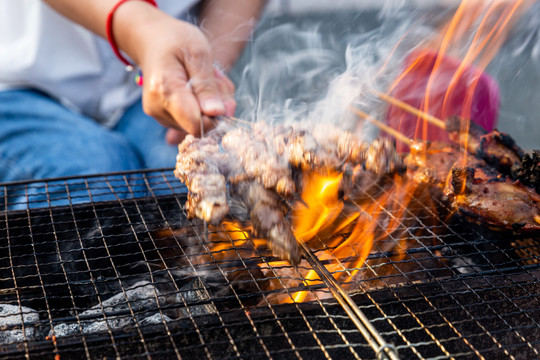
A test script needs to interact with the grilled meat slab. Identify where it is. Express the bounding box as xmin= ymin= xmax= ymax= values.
xmin=448 ymin=167 xmax=540 ymax=234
